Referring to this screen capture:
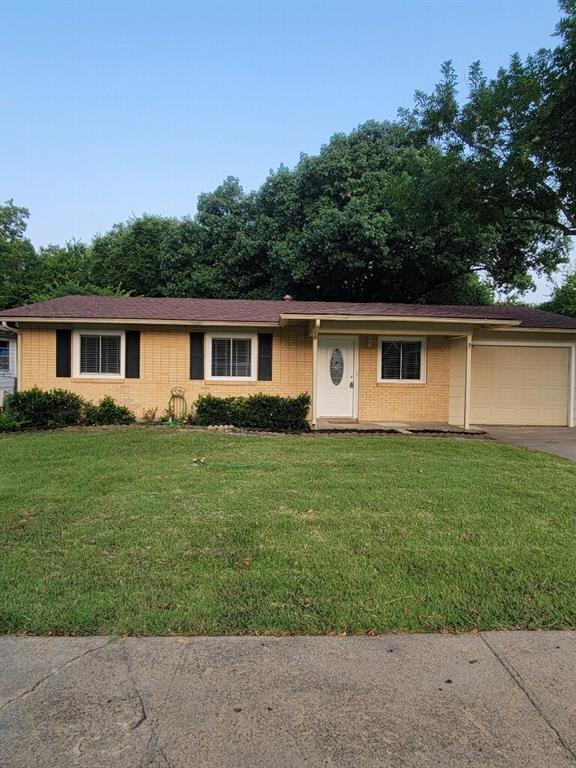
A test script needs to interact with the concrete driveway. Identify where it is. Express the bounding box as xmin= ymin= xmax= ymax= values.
xmin=485 ymin=426 xmax=576 ymax=461
xmin=1 ymin=632 xmax=576 ymax=767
